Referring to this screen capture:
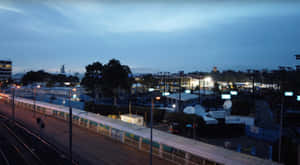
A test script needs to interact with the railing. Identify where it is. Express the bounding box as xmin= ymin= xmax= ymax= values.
xmin=0 ymin=93 xmax=281 ymax=165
